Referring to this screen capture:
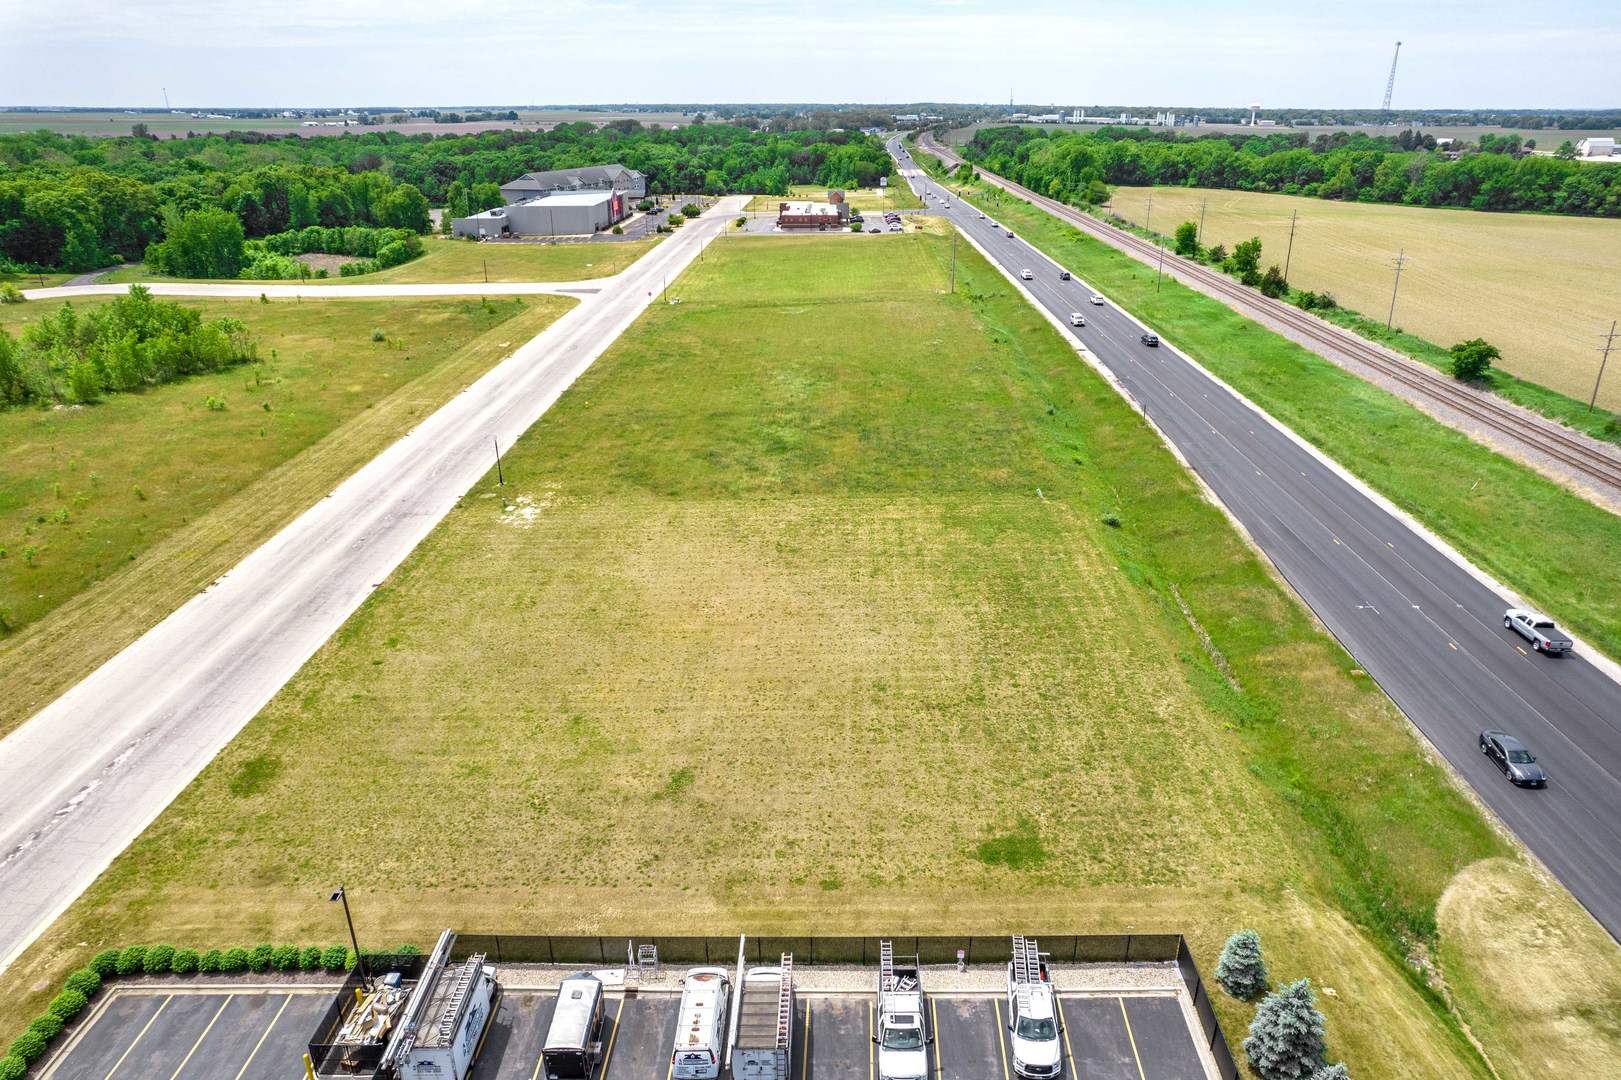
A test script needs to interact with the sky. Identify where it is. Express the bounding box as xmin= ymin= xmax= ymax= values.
xmin=2 ymin=0 xmax=1617 ymax=110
